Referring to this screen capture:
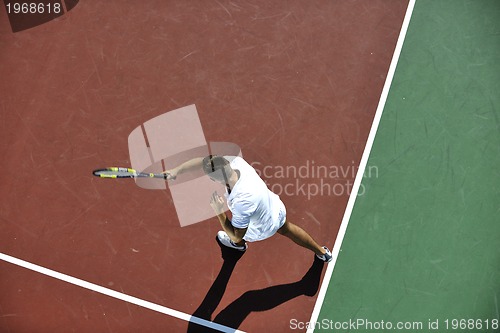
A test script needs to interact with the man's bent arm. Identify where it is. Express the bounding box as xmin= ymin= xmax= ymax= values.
xmin=215 ymin=212 xmax=247 ymax=244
